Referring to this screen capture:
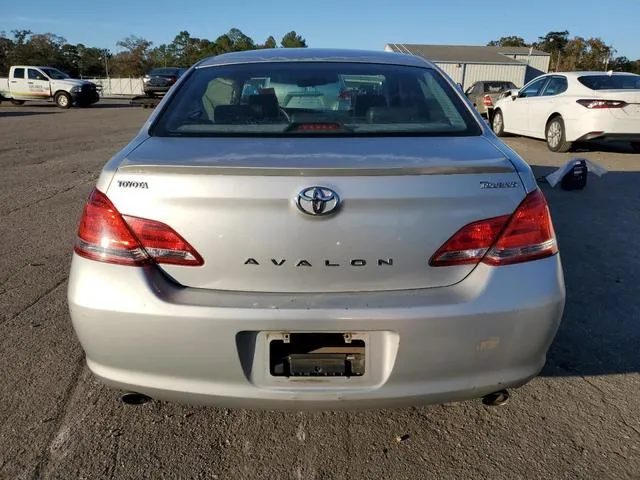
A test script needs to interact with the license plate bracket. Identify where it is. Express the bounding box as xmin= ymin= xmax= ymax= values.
xmin=269 ymin=333 xmax=365 ymax=378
